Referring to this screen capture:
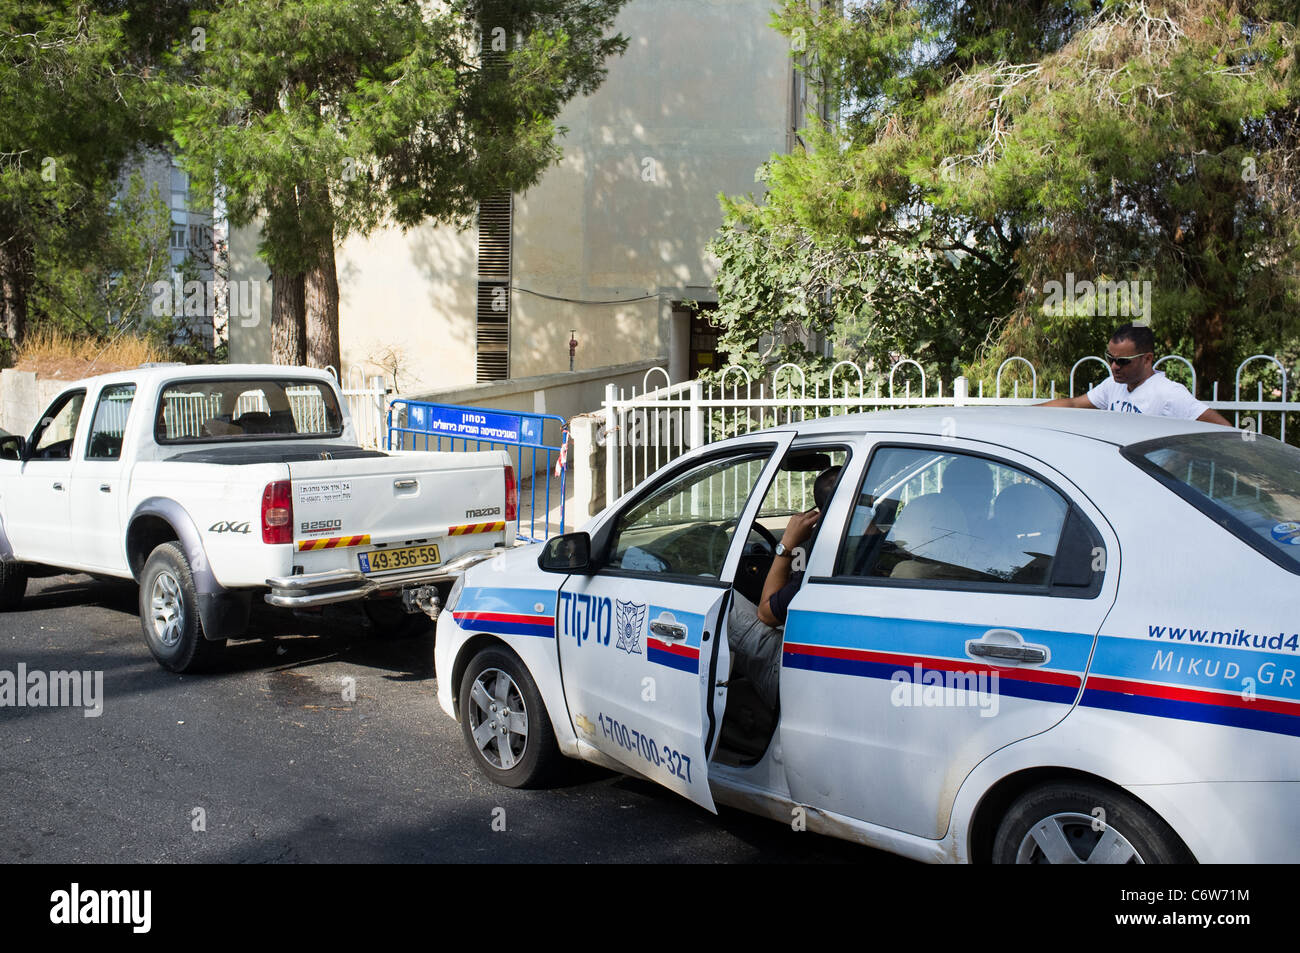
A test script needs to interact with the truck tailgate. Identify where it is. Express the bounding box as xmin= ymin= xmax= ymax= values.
xmin=288 ymin=449 xmax=510 ymax=575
